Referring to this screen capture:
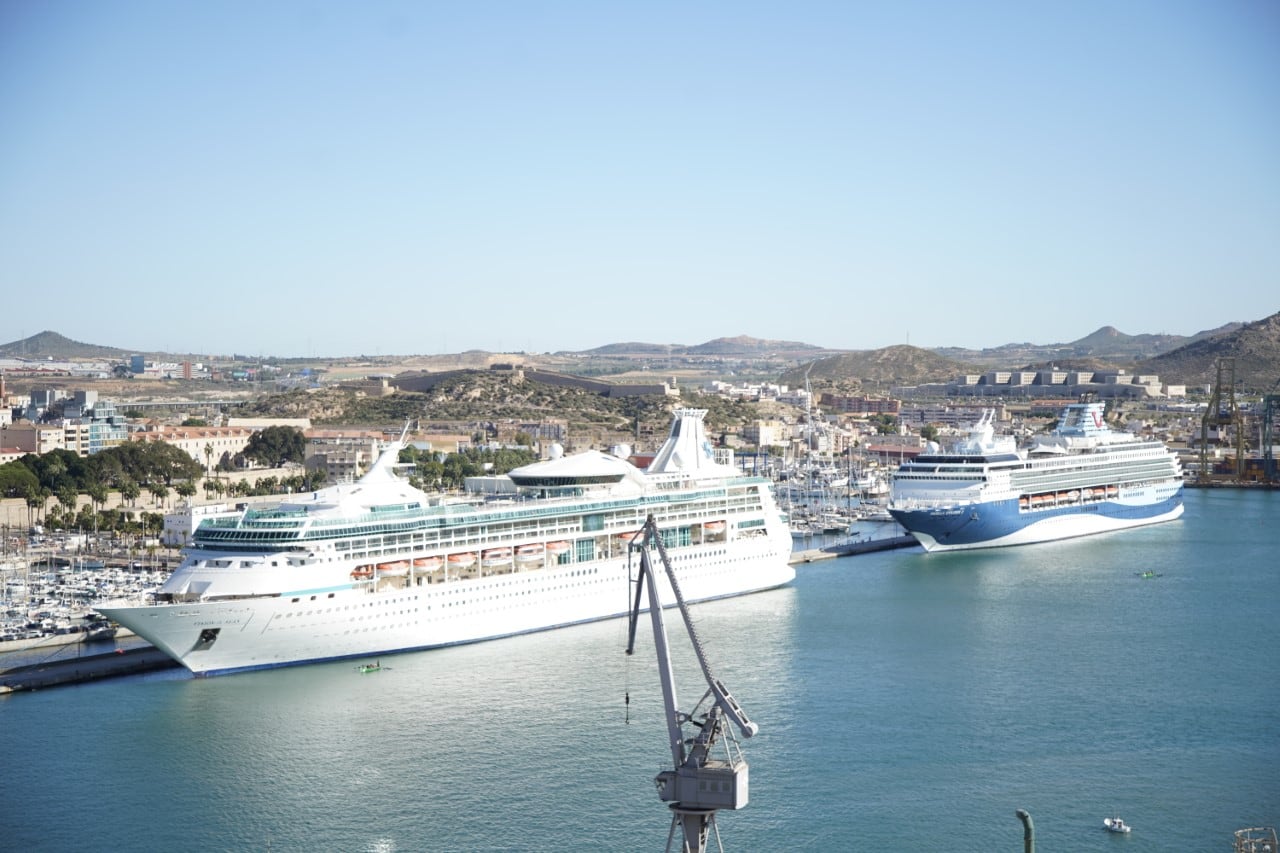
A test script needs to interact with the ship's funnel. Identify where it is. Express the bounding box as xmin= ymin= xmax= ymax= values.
xmin=646 ymin=409 xmax=731 ymax=475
